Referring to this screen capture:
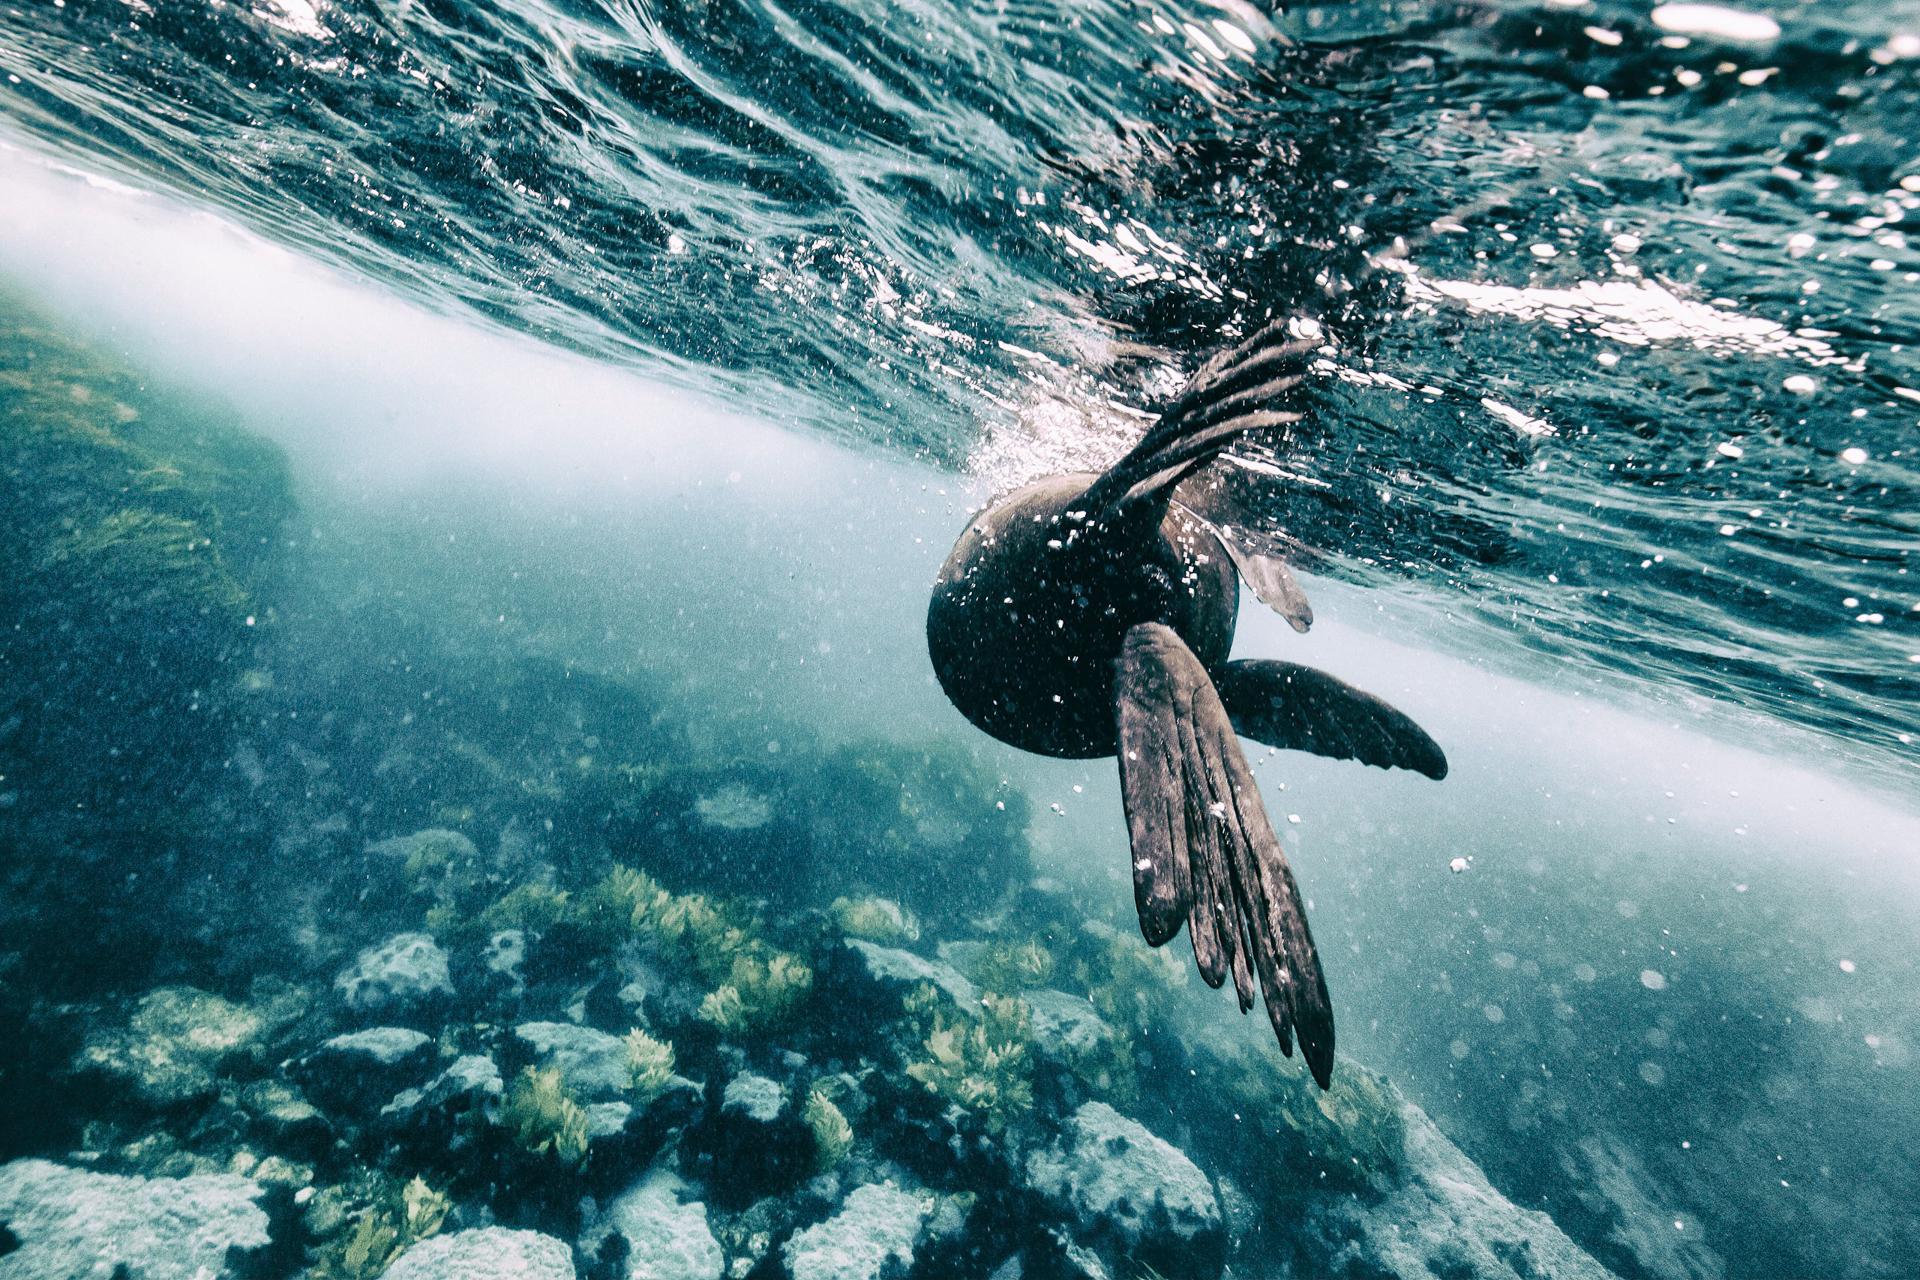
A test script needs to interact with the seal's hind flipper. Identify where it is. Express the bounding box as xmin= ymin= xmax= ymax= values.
xmin=1114 ymin=623 xmax=1336 ymax=1088
xmin=1216 ymin=660 xmax=1448 ymax=779
xmin=1084 ymin=319 xmax=1322 ymax=518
